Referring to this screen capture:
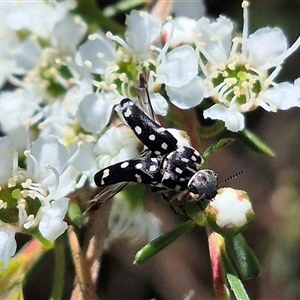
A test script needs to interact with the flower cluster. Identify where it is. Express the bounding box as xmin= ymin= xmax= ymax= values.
xmin=75 ymin=0 xmax=300 ymax=132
